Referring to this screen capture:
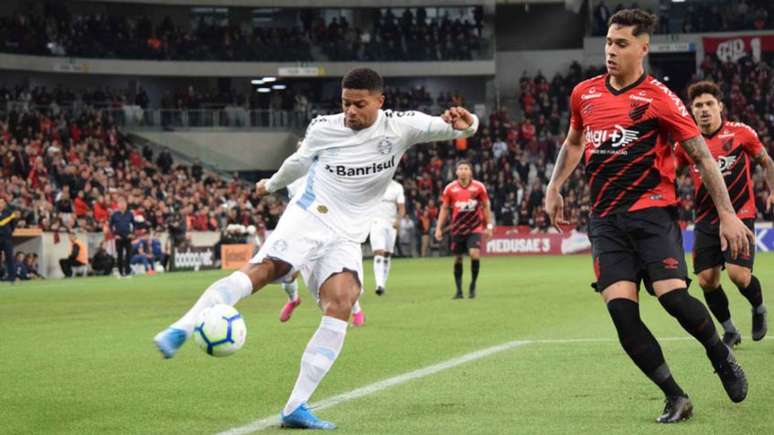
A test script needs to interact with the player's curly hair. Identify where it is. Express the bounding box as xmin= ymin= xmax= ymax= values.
xmin=608 ymin=9 xmax=657 ymax=36
xmin=687 ymin=81 xmax=723 ymax=104
xmin=341 ymin=68 xmax=383 ymax=93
